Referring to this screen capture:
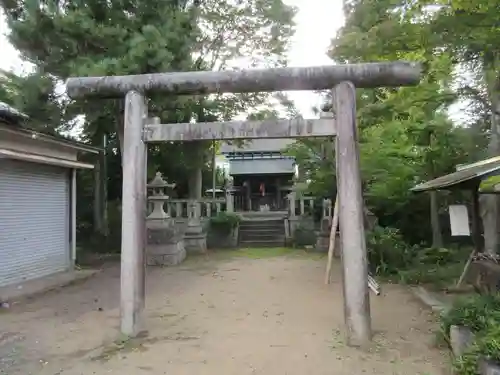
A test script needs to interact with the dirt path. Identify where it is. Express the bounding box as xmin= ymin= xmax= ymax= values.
xmin=0 ymin=255 xmax=450 ymax=375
